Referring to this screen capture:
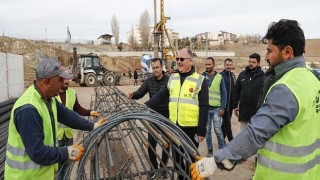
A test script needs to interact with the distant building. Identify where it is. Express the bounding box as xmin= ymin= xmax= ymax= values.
xmin=195 ymin=31 xmax=237 ymax=46
xmin=214 ymin=31 xmax=237 ymax=44
xmin=98 ymin=34 xmax=113 ymax=45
